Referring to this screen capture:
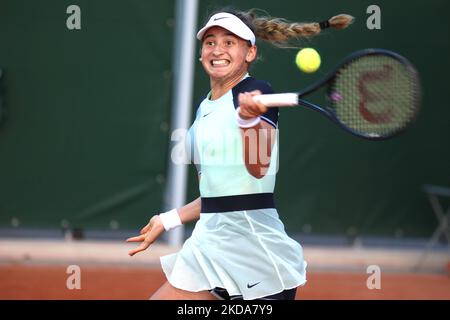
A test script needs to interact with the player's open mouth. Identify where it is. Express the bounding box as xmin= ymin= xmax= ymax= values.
xmin=211 ymin=59 xmax=230 ymax=67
